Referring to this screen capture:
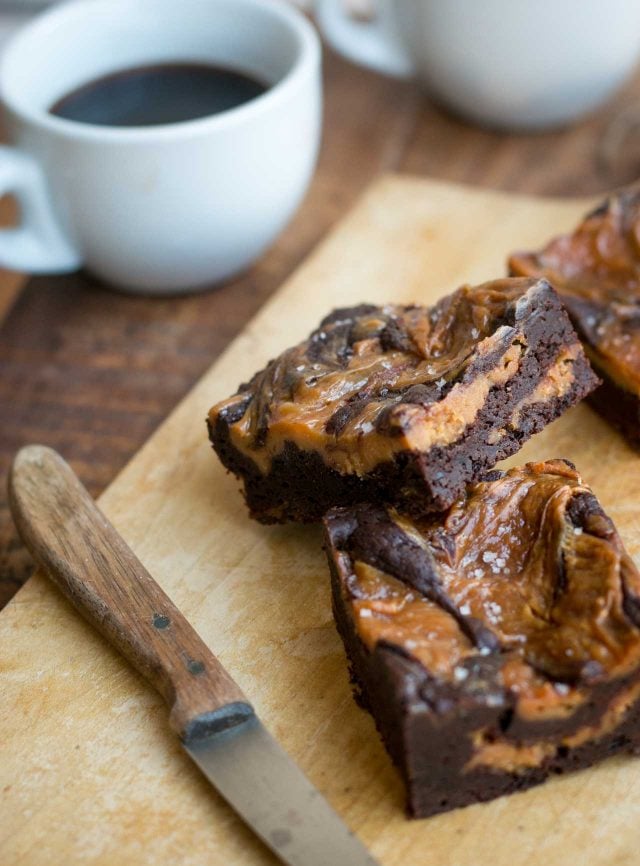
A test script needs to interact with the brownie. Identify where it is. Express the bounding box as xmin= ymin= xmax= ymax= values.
xmin=509 ymin=185 xmax=640 ymax=446
xmin=208 ymin=278 xmax=597 ymax=524
xmin=324 ymin=460 xmax=640 ymax=818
